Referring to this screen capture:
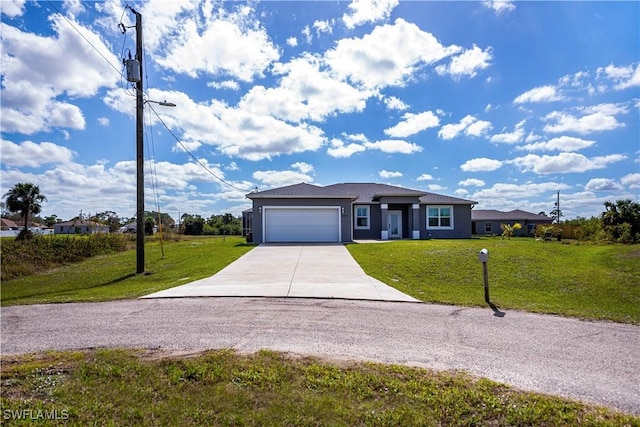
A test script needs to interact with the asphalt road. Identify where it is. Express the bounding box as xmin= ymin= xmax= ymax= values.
xmin=2 ymin=298 xmax=639 ymax=415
